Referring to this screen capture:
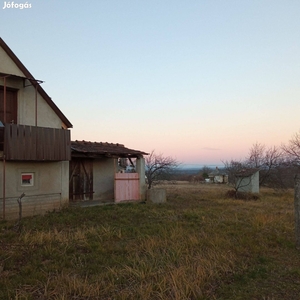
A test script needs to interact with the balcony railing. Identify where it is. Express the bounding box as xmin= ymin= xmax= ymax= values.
xmin=0 ymin=124 xmax=70 ymax=161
